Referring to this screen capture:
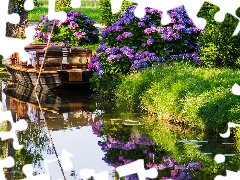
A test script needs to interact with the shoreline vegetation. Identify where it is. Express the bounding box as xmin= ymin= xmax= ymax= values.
xmin=114 ymin=63 xmax=240 ymax=134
